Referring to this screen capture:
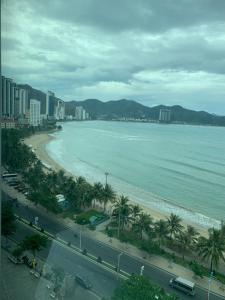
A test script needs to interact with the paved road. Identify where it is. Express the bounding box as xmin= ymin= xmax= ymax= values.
xmin=3 ymin=191 xmax=225 ymax=300
xmin=1 ymin=248 xmax=99 ymax=300
xmin=11 ymin=221 xmax=118 ymax=299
